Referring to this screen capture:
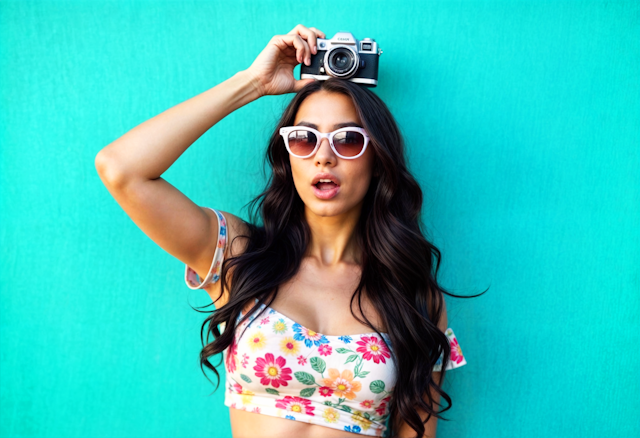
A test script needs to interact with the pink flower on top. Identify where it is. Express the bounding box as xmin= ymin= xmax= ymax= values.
xmin=356 ymin=336 xmax=391 ymax=364
xmin=275 ymin=395 xmax=315 ymax=416
xmin=318 ymin=344 xmax=333 ymax=356
xmin=231 ymin=382 xmax=243 ymax=394
xmin=225 ymin=337 xmax=238 ymax=373
xmin=297 ymin=355 xmax=308 ymax=366
xmin=241 ymin=353 xmax=249 ymax=368
xmin=375 ymin=395 xmax=392 ymax=416
xmin=360 ymin=399 xmax=374 ymax=409
xmin=260 ymin=317 xmax=270 ymax=325
xmin=319 ymin=386 xmax=334 ymax=397
xmin=251 ymin=407 xmax=261 ymax=414
xmin=254 ymin=353 xmax=293 ymax=388
xmin=450 ymin=338 xmax=465 ymax=364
